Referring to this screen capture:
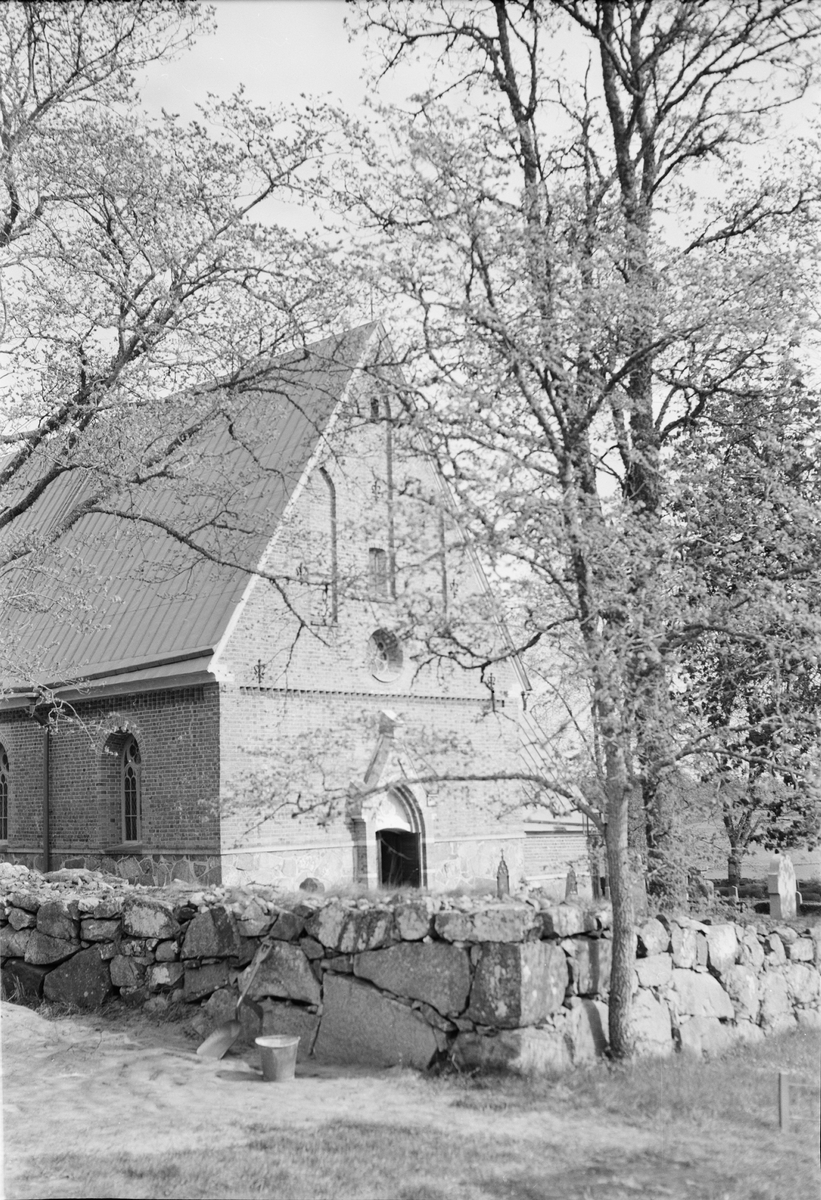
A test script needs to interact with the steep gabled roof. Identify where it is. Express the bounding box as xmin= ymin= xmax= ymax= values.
xmin=1 ymin=323 xmax=380 ymax=690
